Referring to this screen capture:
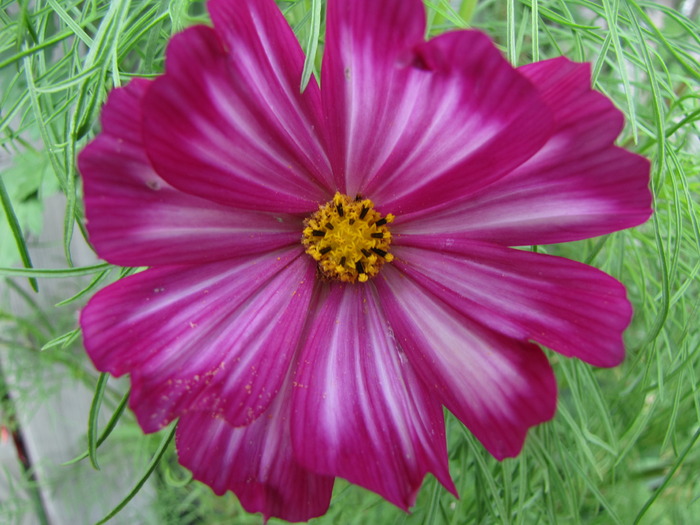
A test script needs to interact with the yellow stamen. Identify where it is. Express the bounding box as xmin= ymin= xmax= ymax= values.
xmin=302 ymin=193 xmax=394 ymax=283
